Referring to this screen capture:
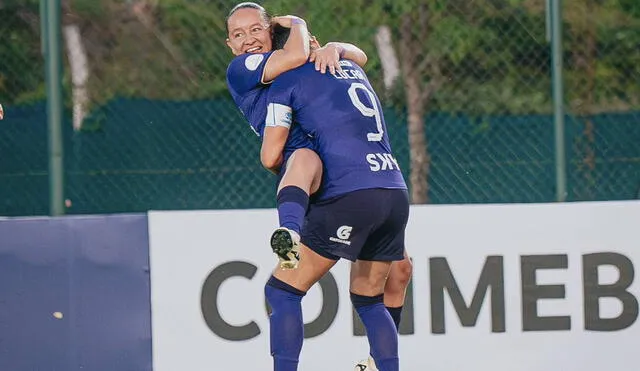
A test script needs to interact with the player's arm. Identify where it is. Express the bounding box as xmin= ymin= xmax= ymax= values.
xmin=326 ymin=42 xmax=368 ymax=67
xmin=261 ymin=125 xmax=289 ymax=174
xmin=260 ymin=100 xmax=294 ymax=173
xmin=262 ymin=16 xmax=310 ymax=83
xmin=261 ymin=70 xmax=298 ymax=173
xmin=310 ymin=41 xmax=368 ymax=74
xmin=226 ymin=52 xmax=273 ymax=97
xmin=262 ymin=74 xmax=298 ymax=174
